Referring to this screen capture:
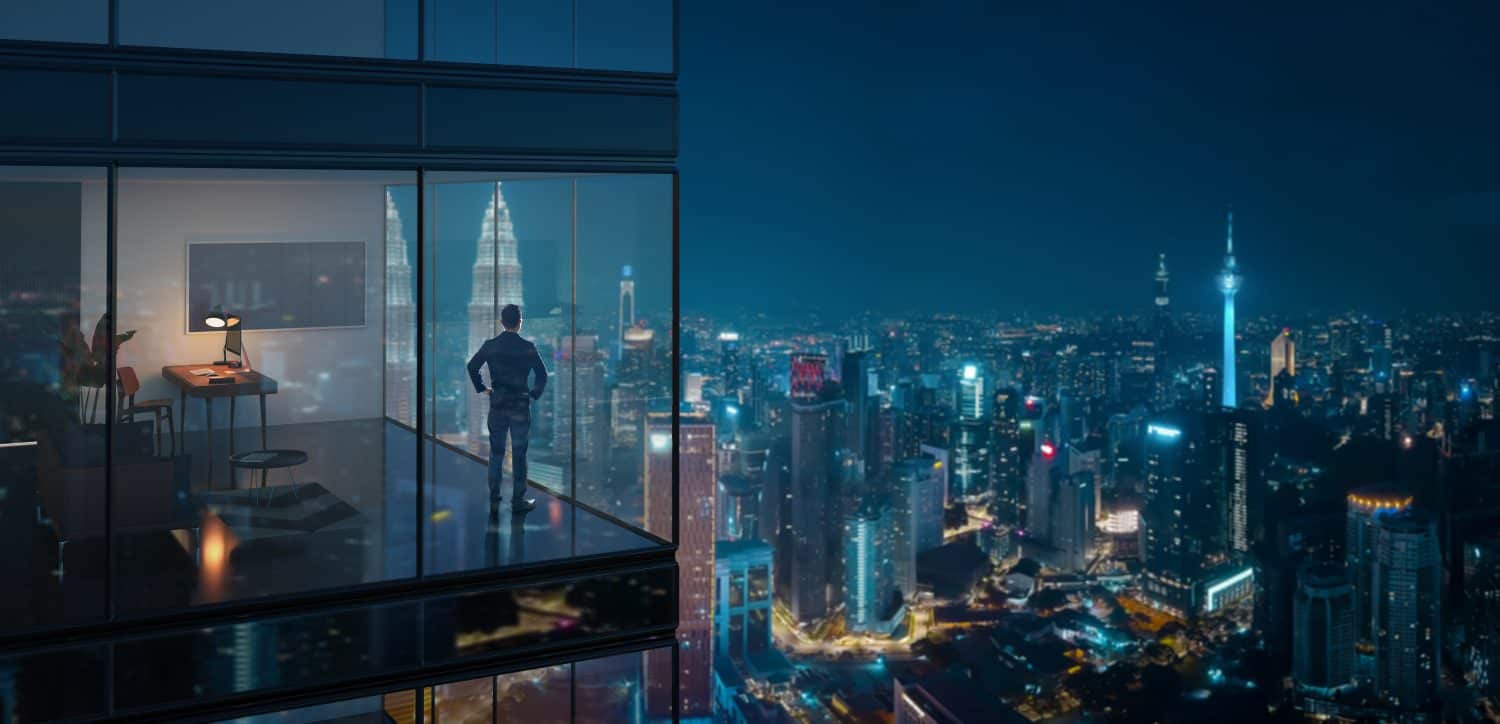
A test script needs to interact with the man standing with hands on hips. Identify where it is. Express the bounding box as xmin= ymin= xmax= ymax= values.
xmin=467 ymin=304 xmax=548 ymax=513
